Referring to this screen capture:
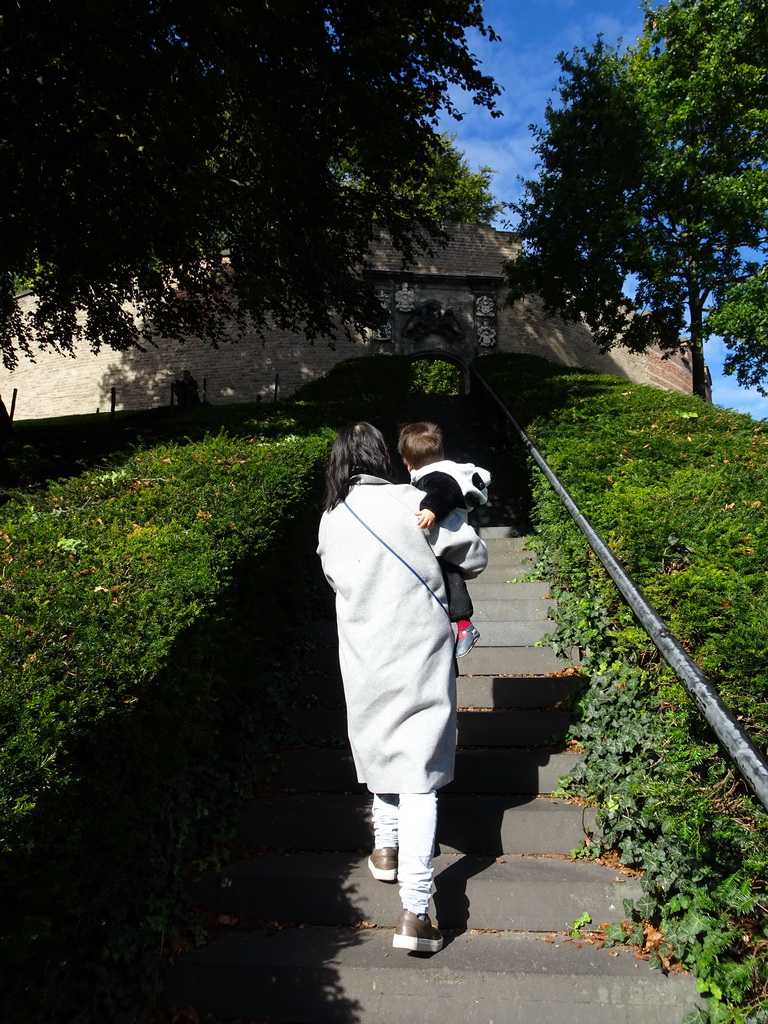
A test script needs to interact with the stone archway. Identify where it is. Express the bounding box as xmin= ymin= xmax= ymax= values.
xmin=405 ymin=351 xmax=470 ymax=397
xmin=366 ymin=266 xmax=502 ymax=370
